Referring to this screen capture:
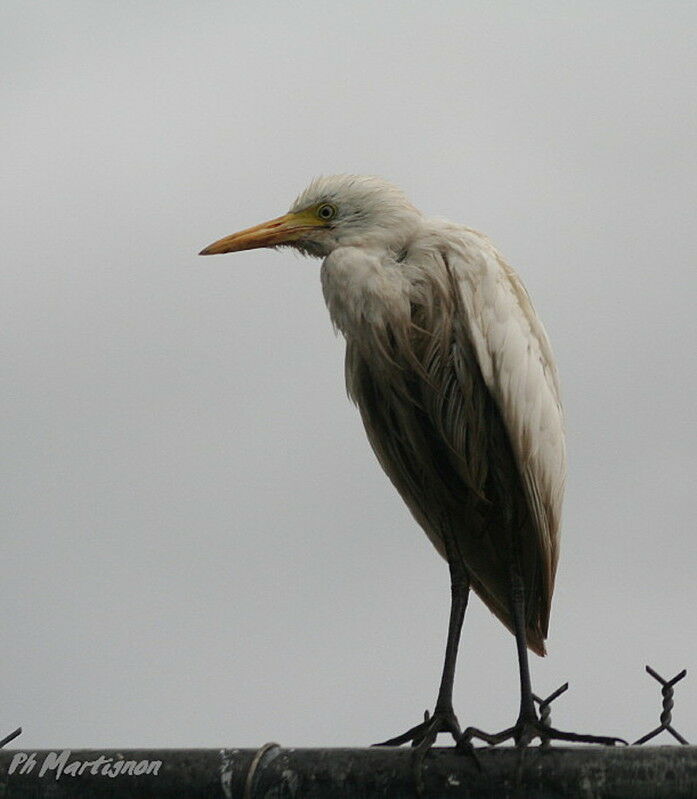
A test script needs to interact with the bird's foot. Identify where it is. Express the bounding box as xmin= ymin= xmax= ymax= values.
xmin=374 ymin=705 xmax=462 ymax=748
xmin=375 ymin=707 xmax=479 ymax=795
xmin=460 ymin=711 xmax=626 ymax=749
